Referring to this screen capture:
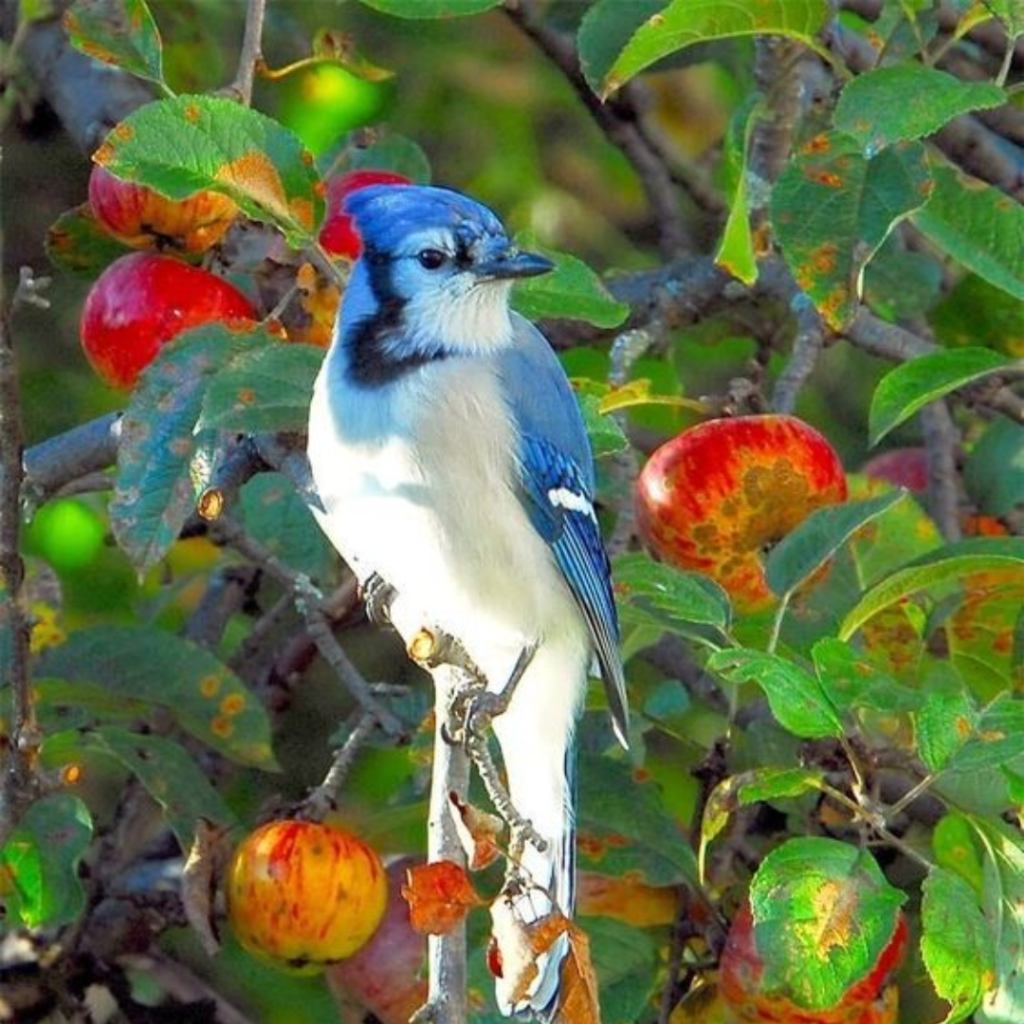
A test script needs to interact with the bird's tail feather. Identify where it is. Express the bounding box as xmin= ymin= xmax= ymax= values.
xmin=492 ymin=720 xmax=577 ymax=1018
